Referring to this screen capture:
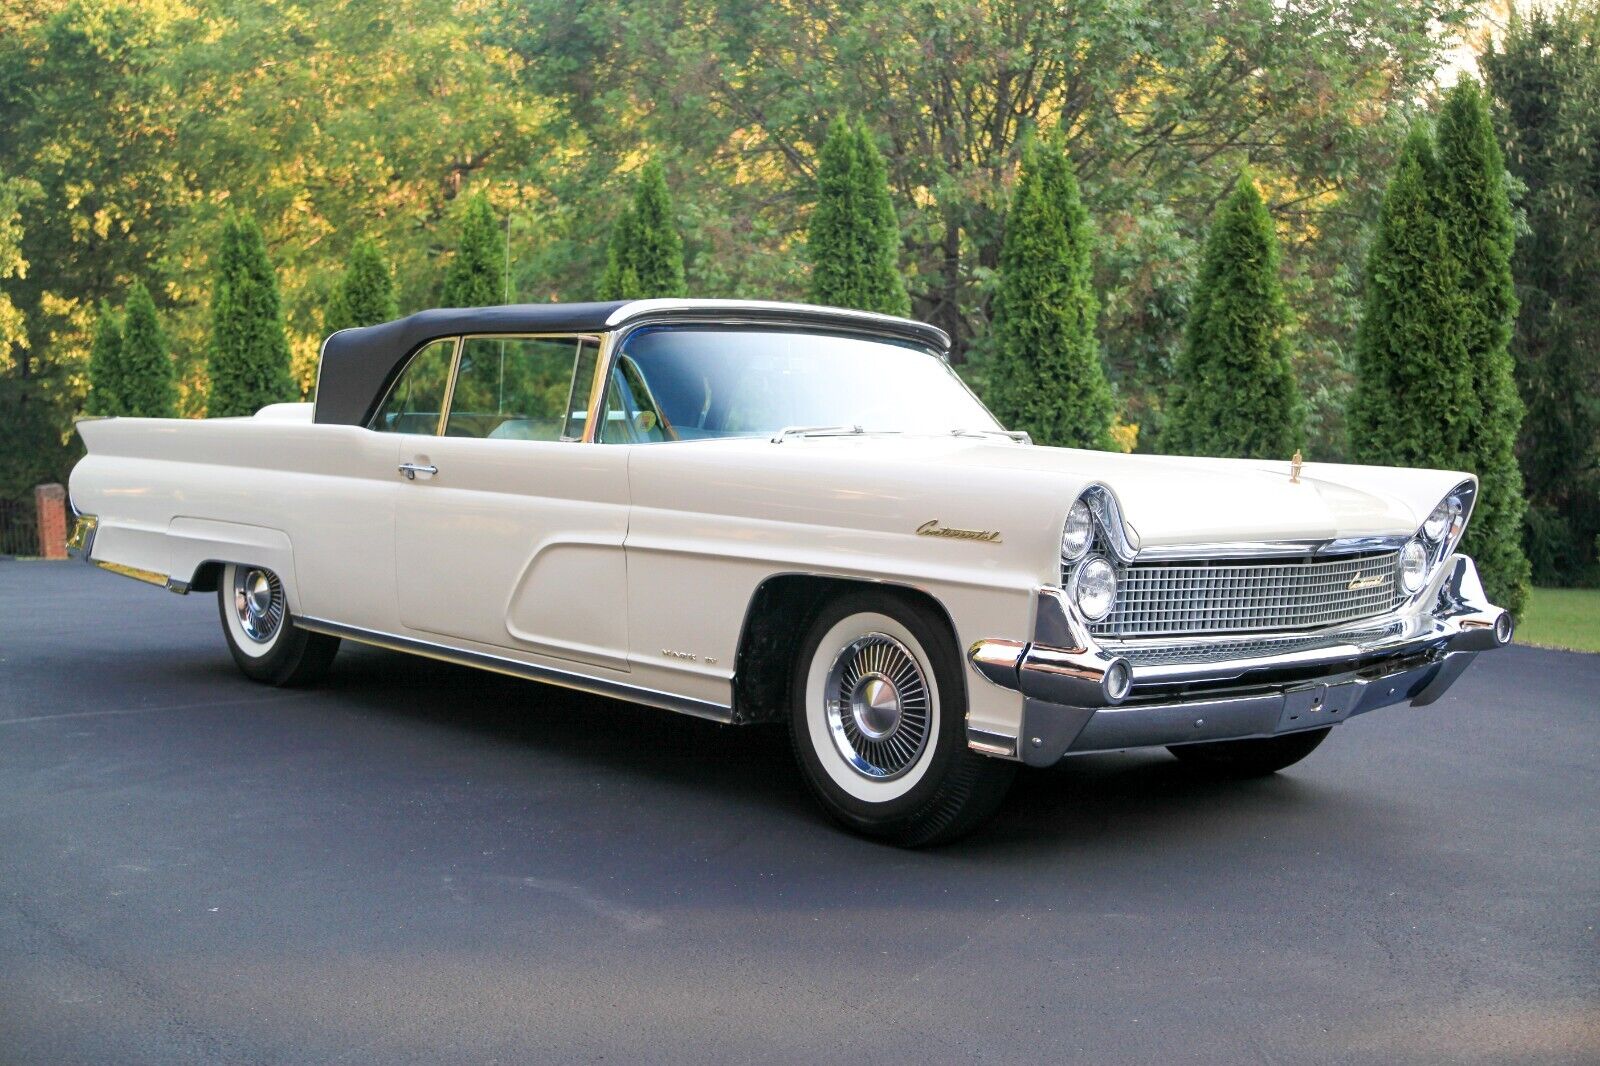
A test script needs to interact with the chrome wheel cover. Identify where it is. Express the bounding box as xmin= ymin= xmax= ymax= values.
xmin=824 ymin=633 xmax=931 ymax=780
xmin=232 ymin=567 xmax=285 ymax=644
